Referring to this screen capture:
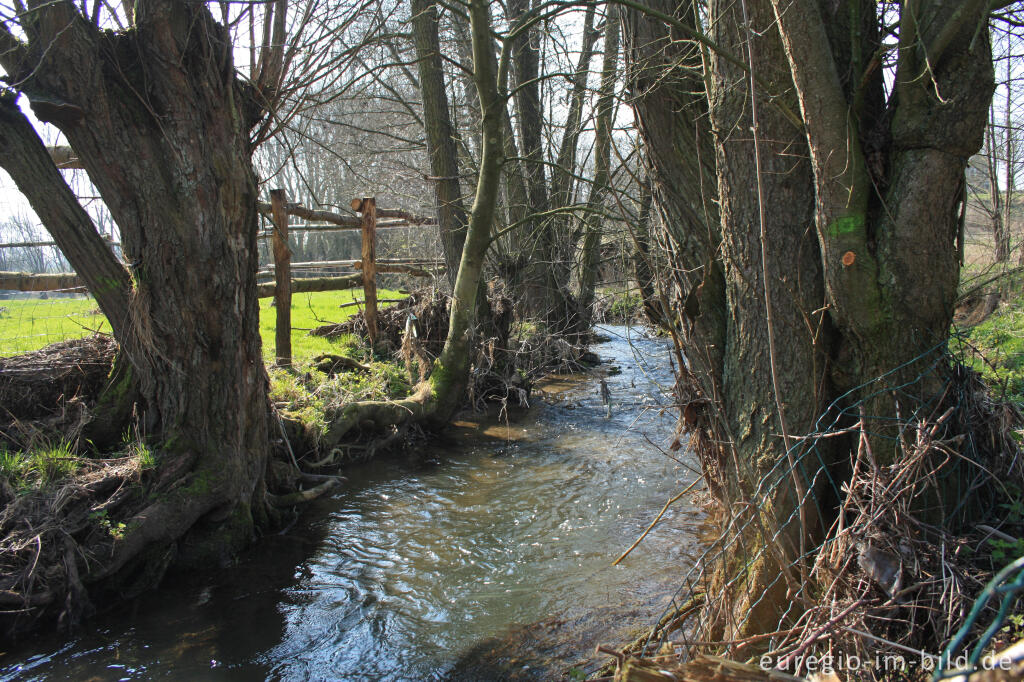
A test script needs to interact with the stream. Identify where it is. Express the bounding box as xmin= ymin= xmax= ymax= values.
xmin=1 ymin=325 xmax=705 ymax=680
